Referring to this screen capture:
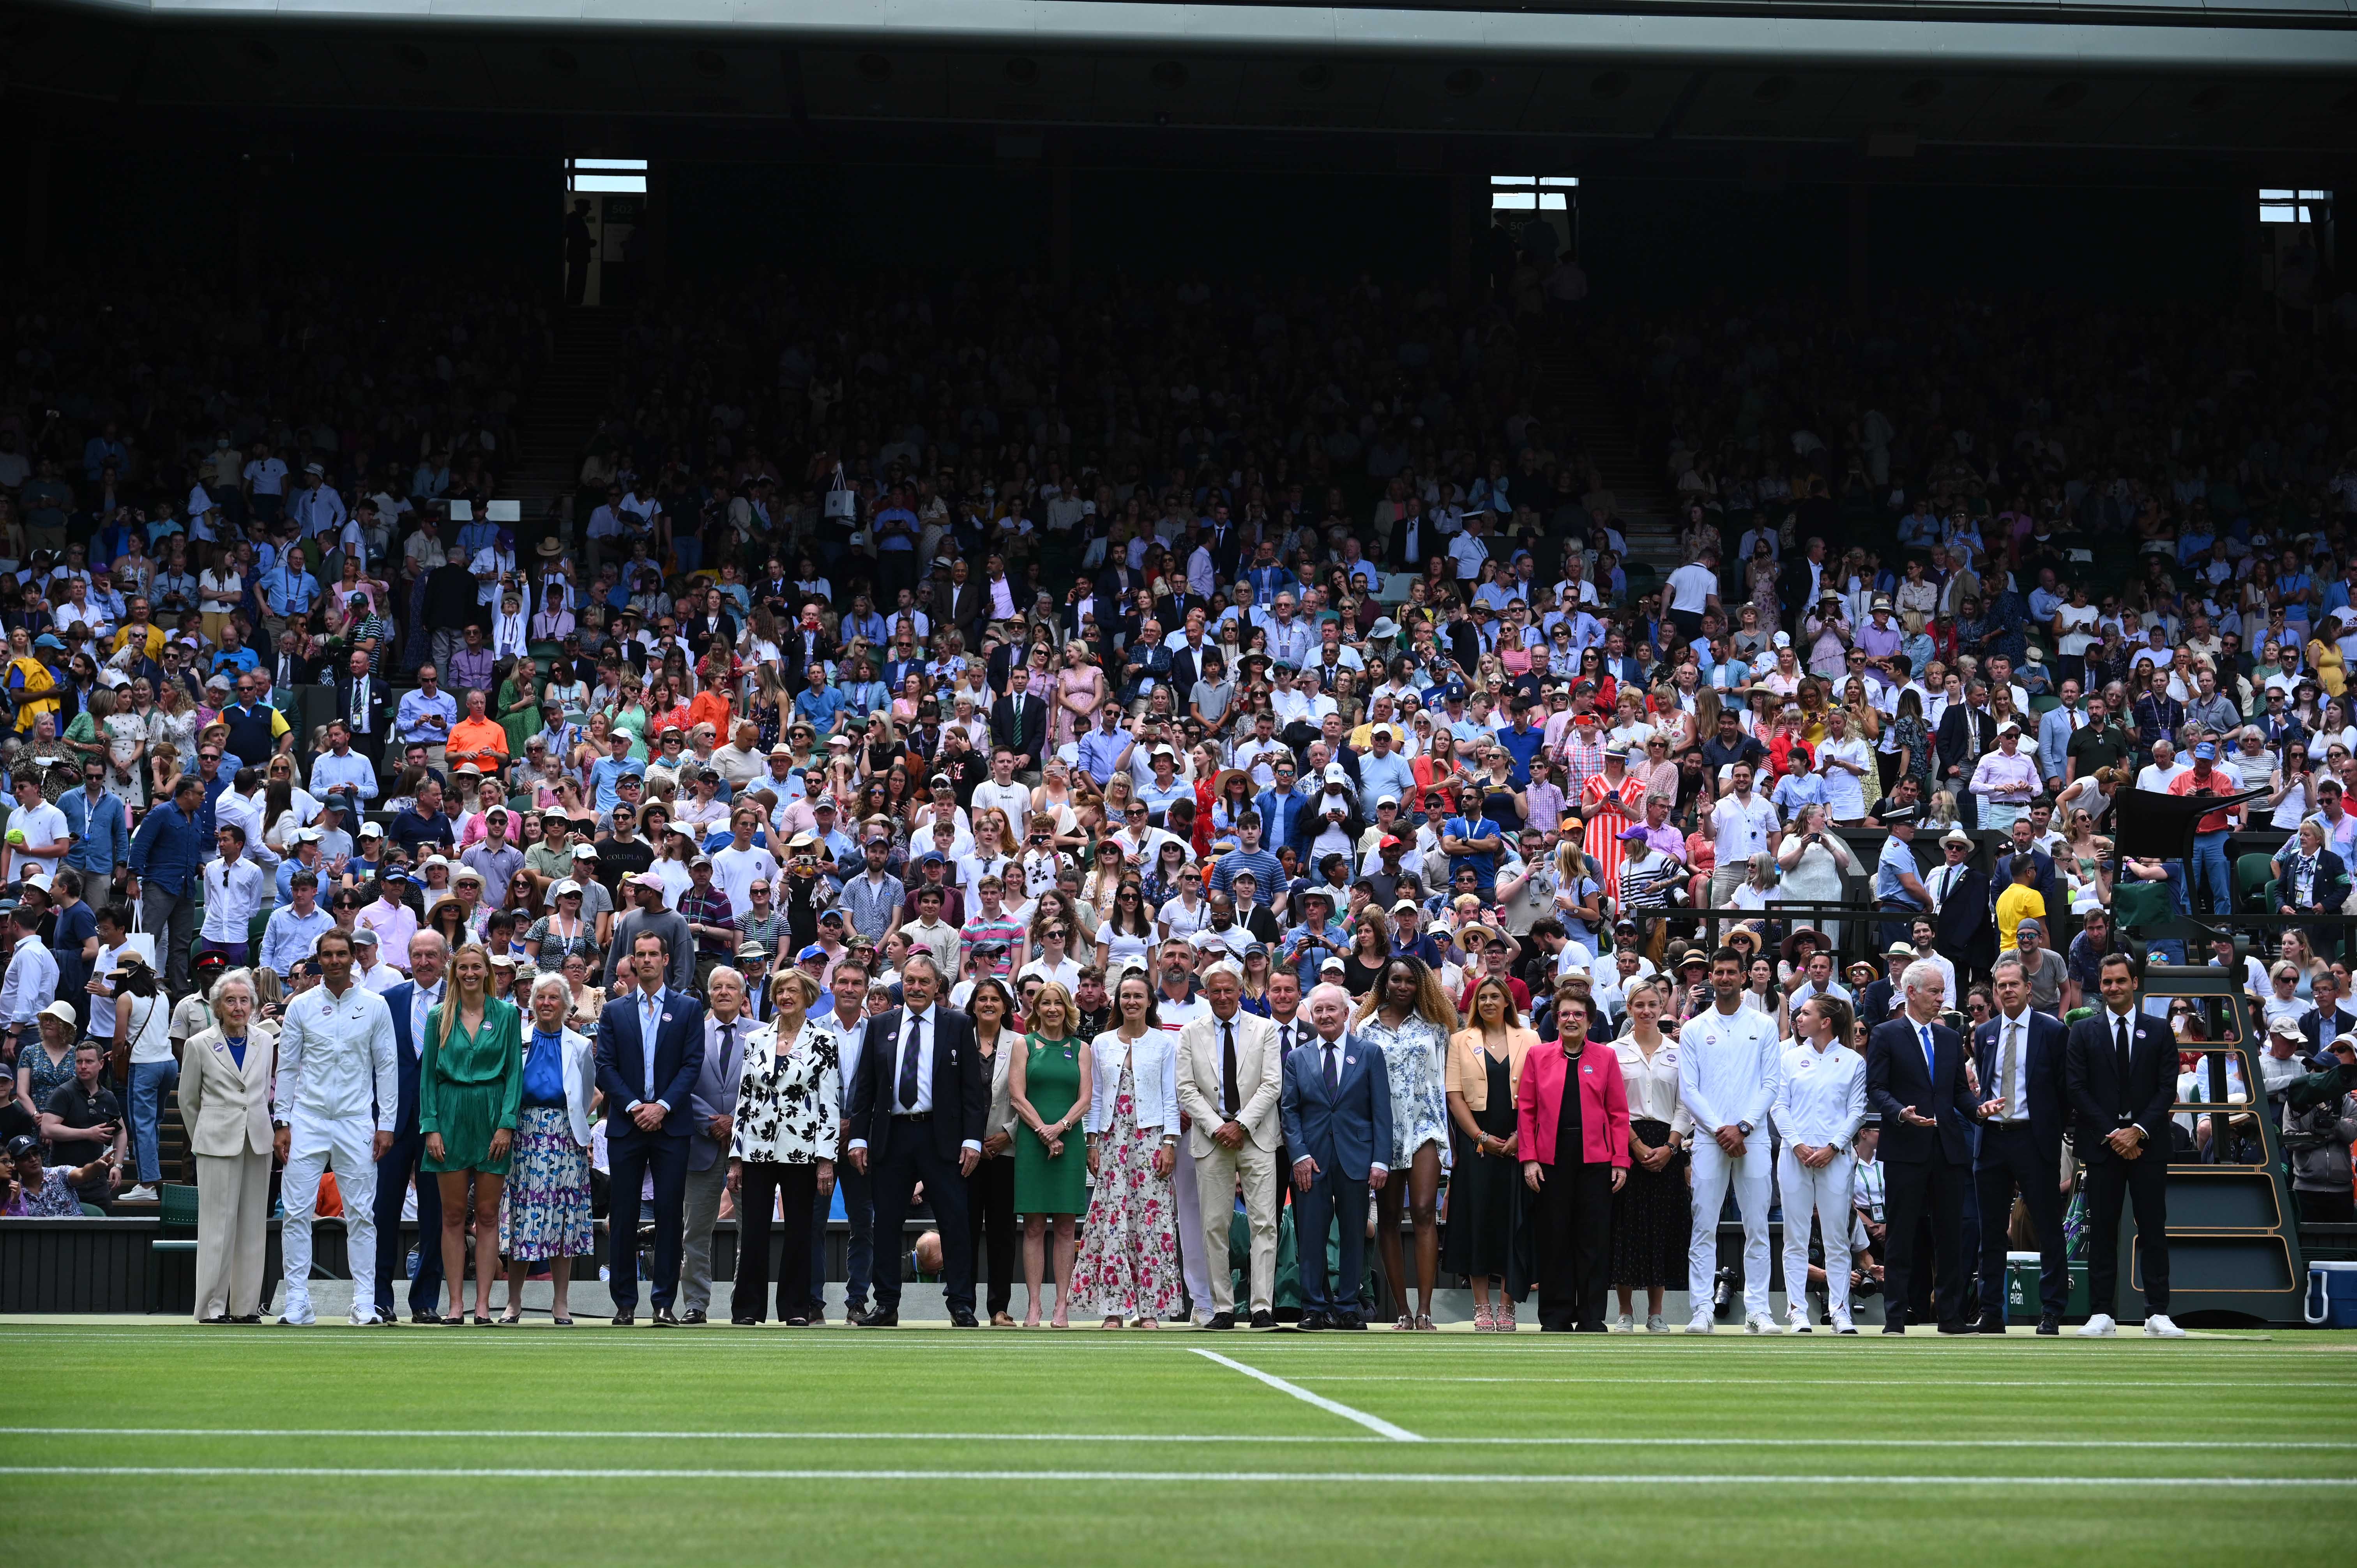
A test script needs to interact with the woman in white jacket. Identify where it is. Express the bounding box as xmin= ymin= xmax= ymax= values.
xmin=494 ymin=974 xmax=598 ymax=1325
xmin=1071 ymin=971 xmax=1182 ymax=1327
xmin=177 ymin=969 xmax=279 ymax=1324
